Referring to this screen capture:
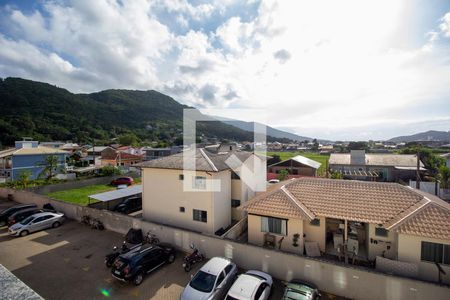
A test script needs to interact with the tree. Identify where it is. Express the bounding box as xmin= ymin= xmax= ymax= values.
xmin=438 ymin=166 xmax=450 ymax=189
xmin=348 ymin=141 xmax=368 ymax=150
xmin=38 ymin=155 xmax=60 ymax=180
xmin=118 ymin=133 xmax=139 ymax=146
xmin=277 ymin=169 xmax=289 ymax=181
xmin=330 ymin=170 xmax=343 ymax=179
xmin=311 ymin=139 xmax=319 ymax=151
xmin=18 ymin=170 xmax=32 ymax=188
